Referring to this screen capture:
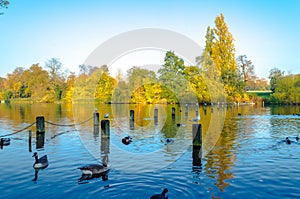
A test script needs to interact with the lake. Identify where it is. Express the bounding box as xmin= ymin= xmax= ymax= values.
xmin=0 ymin=103 xmax=300 ymax=198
